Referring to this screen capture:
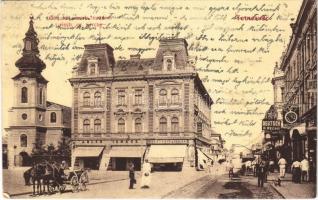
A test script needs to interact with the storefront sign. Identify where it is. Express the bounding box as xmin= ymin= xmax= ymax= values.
xmin=147 ymin=139 xmax=188 ymax=144
xmin=262 ymin=120 xmax=281 ymax=131
xmin=284 ymin=110 xmax=298 ymax=124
